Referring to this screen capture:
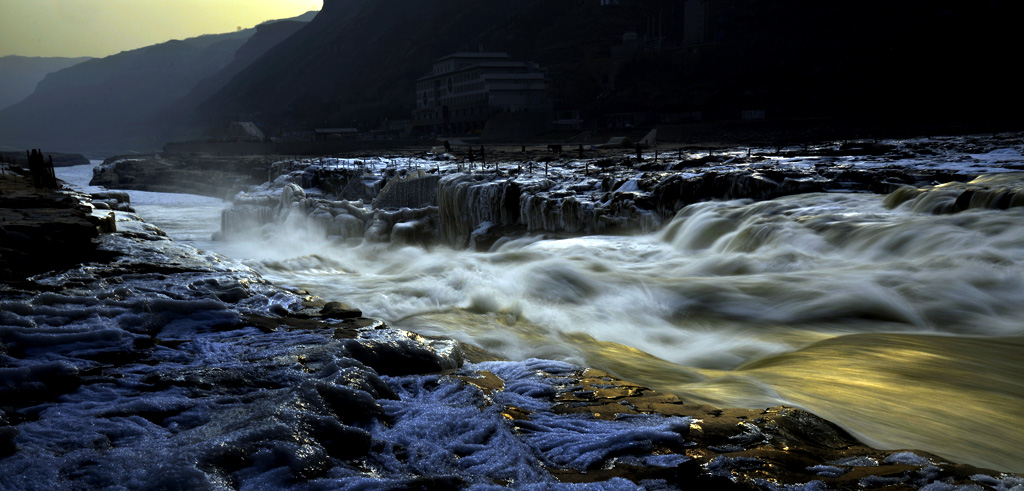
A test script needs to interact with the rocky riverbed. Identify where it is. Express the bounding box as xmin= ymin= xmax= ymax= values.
xmin=4 ymin=145 xmax=1024 ymax=488
xmin=201 ymin=133 xmax=1024 ymax=254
